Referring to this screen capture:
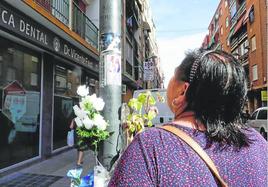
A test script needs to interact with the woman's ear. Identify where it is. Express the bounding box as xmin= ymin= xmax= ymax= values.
xmin=167 ymin=77 xmax=189 ymax=113
xmin=182 ymin=82 xmax=190 ymax=96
